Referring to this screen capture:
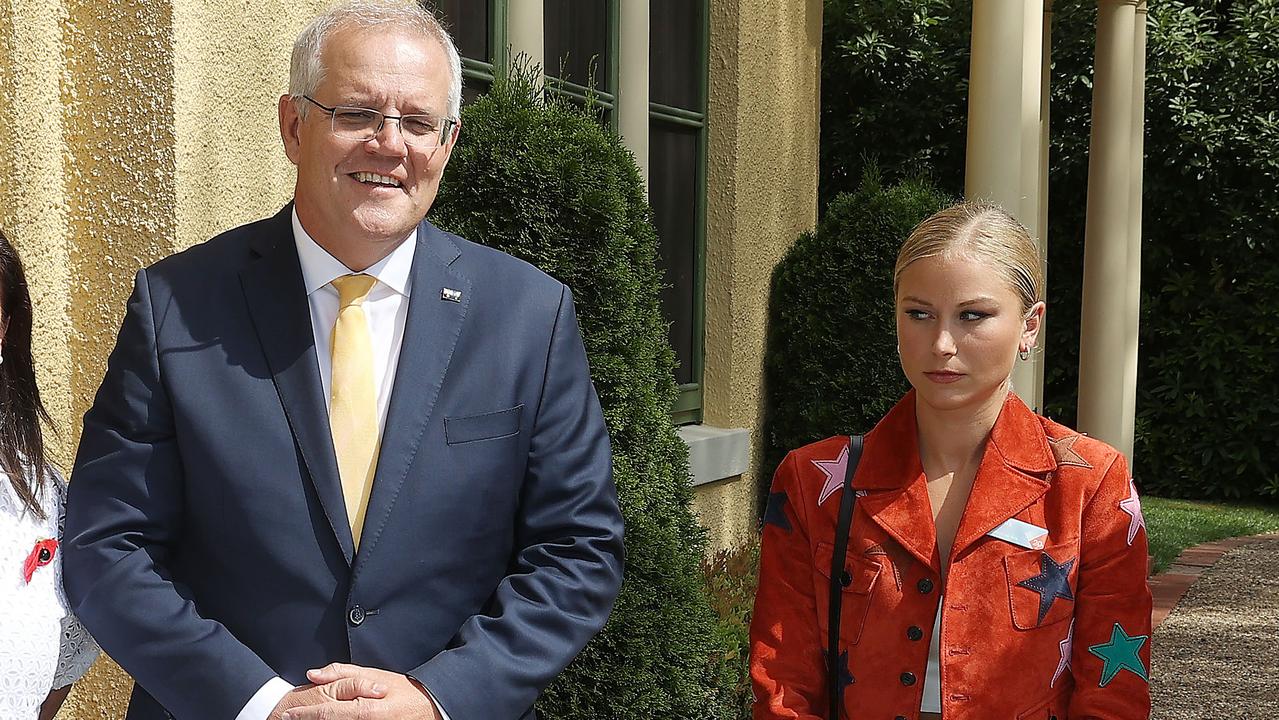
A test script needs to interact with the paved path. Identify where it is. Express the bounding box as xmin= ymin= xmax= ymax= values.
xmin=1150 ymin=536 xmax=1279 ymax=719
